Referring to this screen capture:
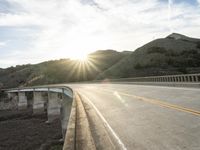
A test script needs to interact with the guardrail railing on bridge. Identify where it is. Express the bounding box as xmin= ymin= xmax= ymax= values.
xmin=5 ymin=86 xmax=74 ymax=141
xmin=105 ymin=73 xmax=200 ymax=83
